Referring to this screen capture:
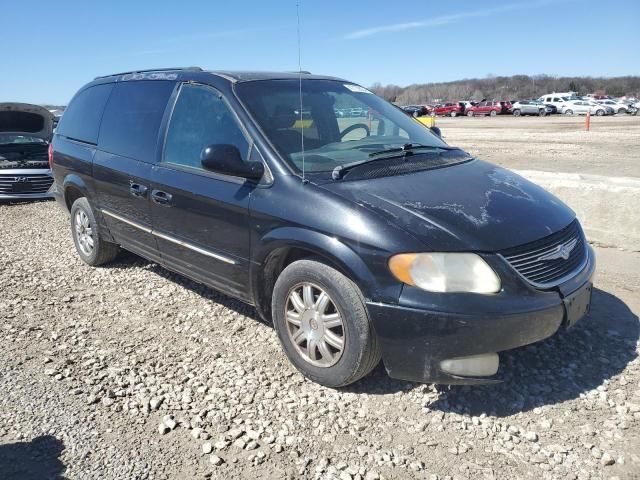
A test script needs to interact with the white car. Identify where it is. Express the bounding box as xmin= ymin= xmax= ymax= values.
xmin=538 ymin=94 xmax=574 ymax=112
xmin=595 ymin=99 xmax=629 ymax=114
xmin=561 ymin=100 xmax=607 ymax=116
